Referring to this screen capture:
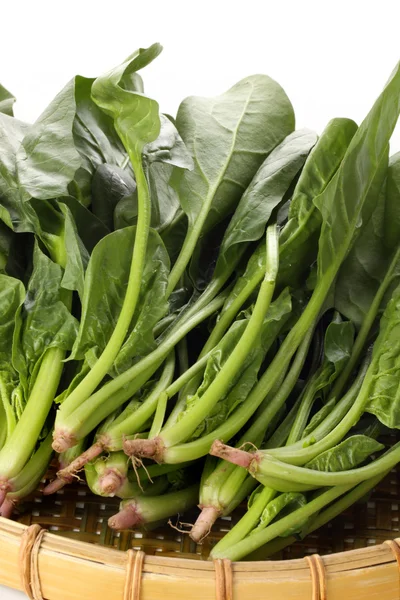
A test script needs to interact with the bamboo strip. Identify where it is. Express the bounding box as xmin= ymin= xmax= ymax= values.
xmin=1 ymin=518 xmax=400 ymax=600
